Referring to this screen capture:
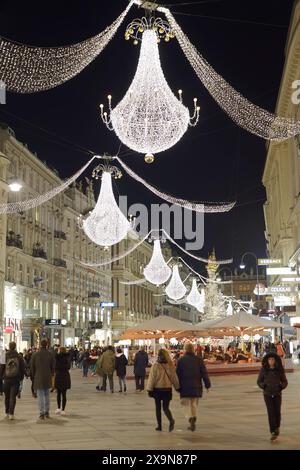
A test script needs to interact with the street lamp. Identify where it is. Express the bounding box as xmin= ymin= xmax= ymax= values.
xmin=239 ymin=252 xmax=259 ymax=308
xmin=217 ymin=267 xmax=234 ymax=297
